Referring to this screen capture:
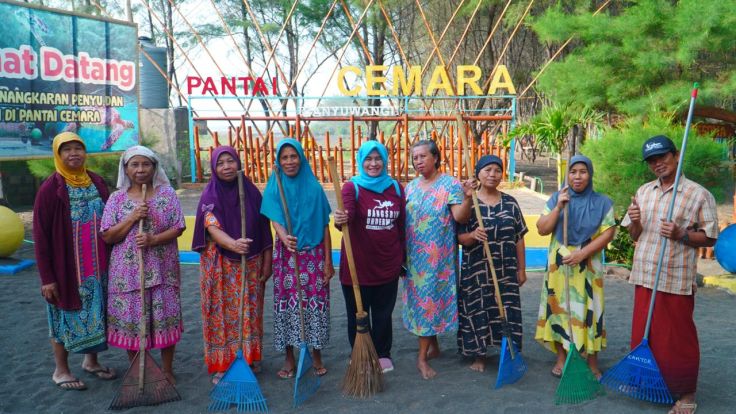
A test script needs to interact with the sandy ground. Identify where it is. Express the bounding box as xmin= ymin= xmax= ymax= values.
xmin=2 ymin=186 xmax=734 ymax=413
xmin=2 ymin=235 xmax=735 ymax=414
